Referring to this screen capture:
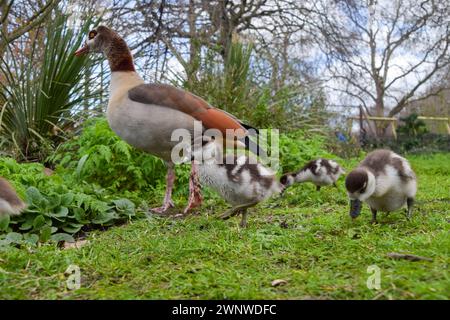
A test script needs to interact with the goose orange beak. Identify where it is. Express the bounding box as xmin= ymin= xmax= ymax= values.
xmin=74 ymin=45 xmax=89 ymax=57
